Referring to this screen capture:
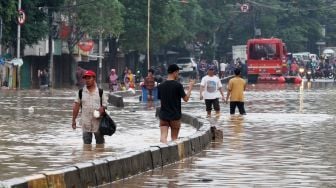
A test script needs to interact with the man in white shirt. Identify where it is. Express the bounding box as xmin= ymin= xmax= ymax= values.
xmin=200 ymin=66 xmax=225 ymax=117
xmin=220 ymin=62 xmax=227 ymax=78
